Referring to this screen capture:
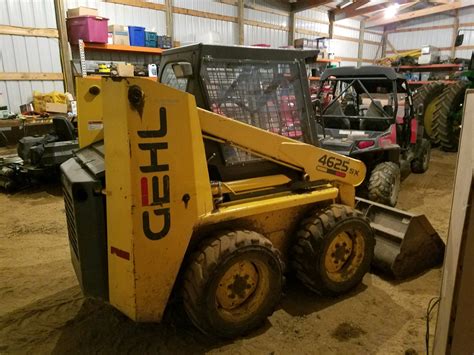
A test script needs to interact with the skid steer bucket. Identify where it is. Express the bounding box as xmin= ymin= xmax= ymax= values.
xmin=355 ymin=197 xmax=445 ymax=279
